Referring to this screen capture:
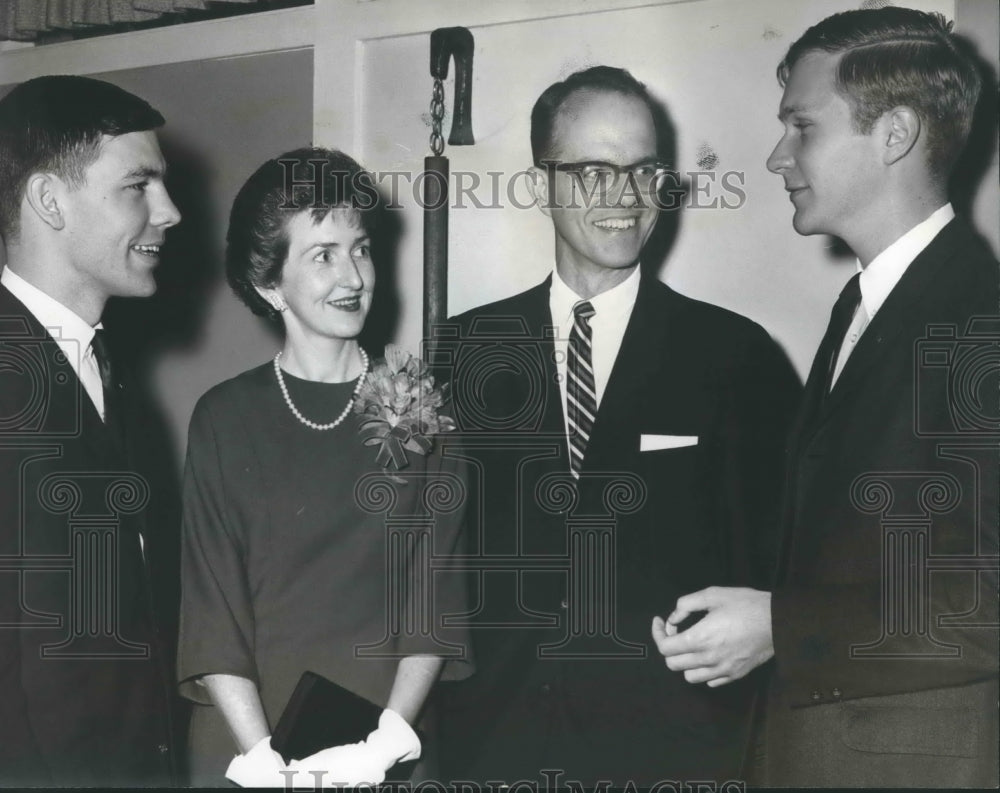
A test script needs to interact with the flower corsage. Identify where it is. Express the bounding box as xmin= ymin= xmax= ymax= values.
xmin=354 ymin=344 xmax=455 ymax=483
